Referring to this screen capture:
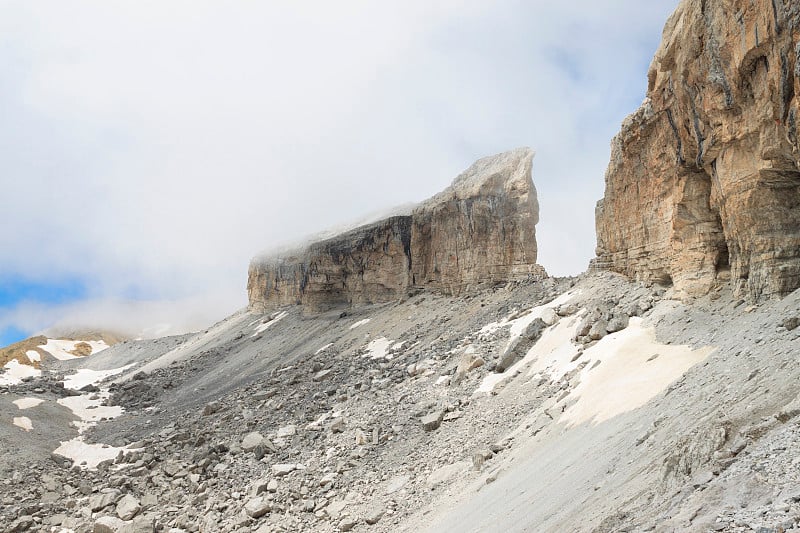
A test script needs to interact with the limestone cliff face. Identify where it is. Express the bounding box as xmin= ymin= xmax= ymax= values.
xmin=248 ymin=148 xmax=546 ymax=312
xmin=595 ymin=0 xmax=800 ymax=301
xmin=410 ymin=148 xmax=542 ymax=294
